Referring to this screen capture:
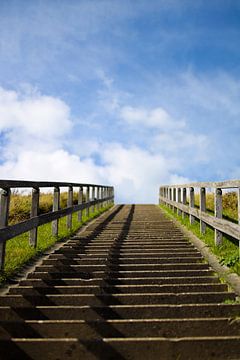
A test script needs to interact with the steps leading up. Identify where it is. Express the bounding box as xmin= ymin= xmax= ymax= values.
xmin=0 ymin=204 xmax=240 ymax=359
